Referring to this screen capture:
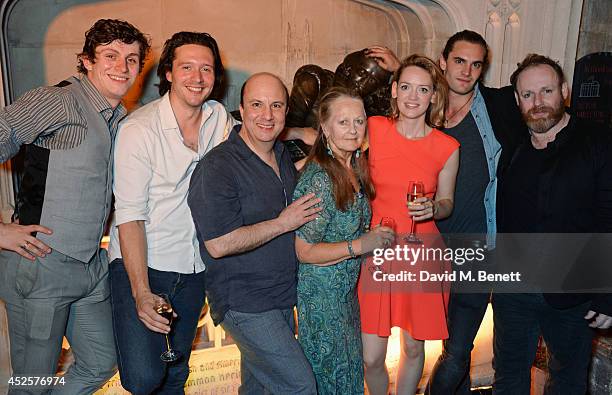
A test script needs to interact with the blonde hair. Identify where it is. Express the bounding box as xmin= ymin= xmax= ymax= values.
xmin=389 ymin=54 xmax=448 ymax=128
